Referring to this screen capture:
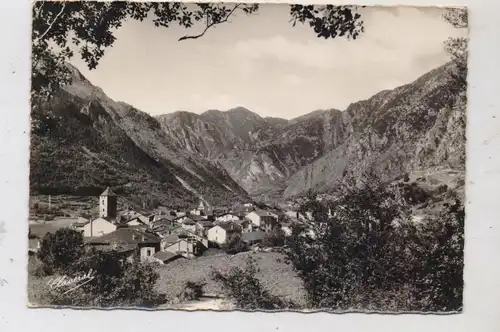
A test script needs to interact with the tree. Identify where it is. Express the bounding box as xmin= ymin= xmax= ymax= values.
xmin=285 ymin=179 xmax=409 ymax=309
xmin=47 ymin=248 xmax=166 ymax=307
xmin=37 ymin=227 xmax=85 ymax=274
xmin=443 ymin=7 xmax=468 ymax=88
xmin=284 ymin=177 xmax=464 ymax=311
xmin=441 ymin=7 xmax=467 ymax=134
xmin=222 ymin=233 xmax=248 ymax=255
xmin=409 ymin=199 xmax=464 ymax=311
xmin=211 ymin=256 xmax=295 ymax=310
xmin=31 ymin=2 xmax=364 ymax=102
xmin=262 ymin=228 xmax=286 ymax=248
xmin=180 ymin=280 xmax=206 ymax=301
